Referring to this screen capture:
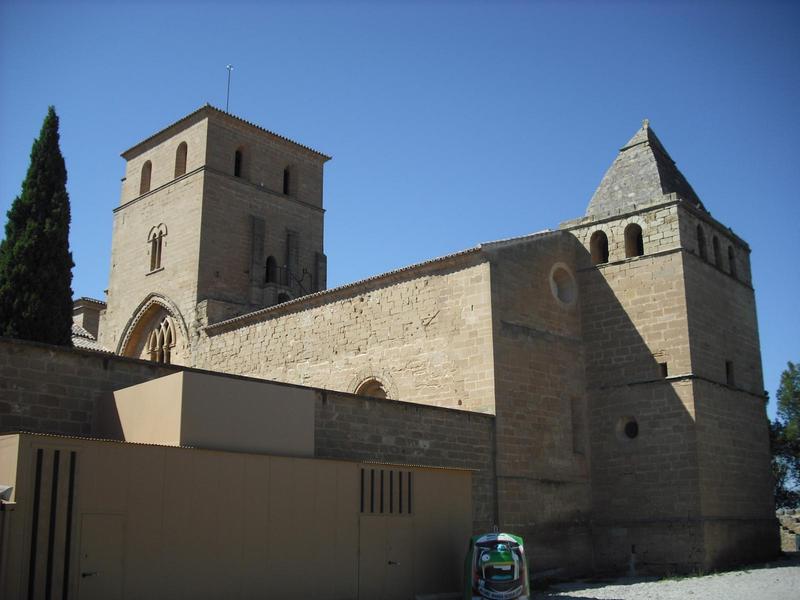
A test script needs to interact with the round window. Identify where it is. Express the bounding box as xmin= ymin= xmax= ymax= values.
xmin=549 ymin=263 xmax=577 ymax=306
xmin=616 ymin=416 xmax=639 ymax=442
